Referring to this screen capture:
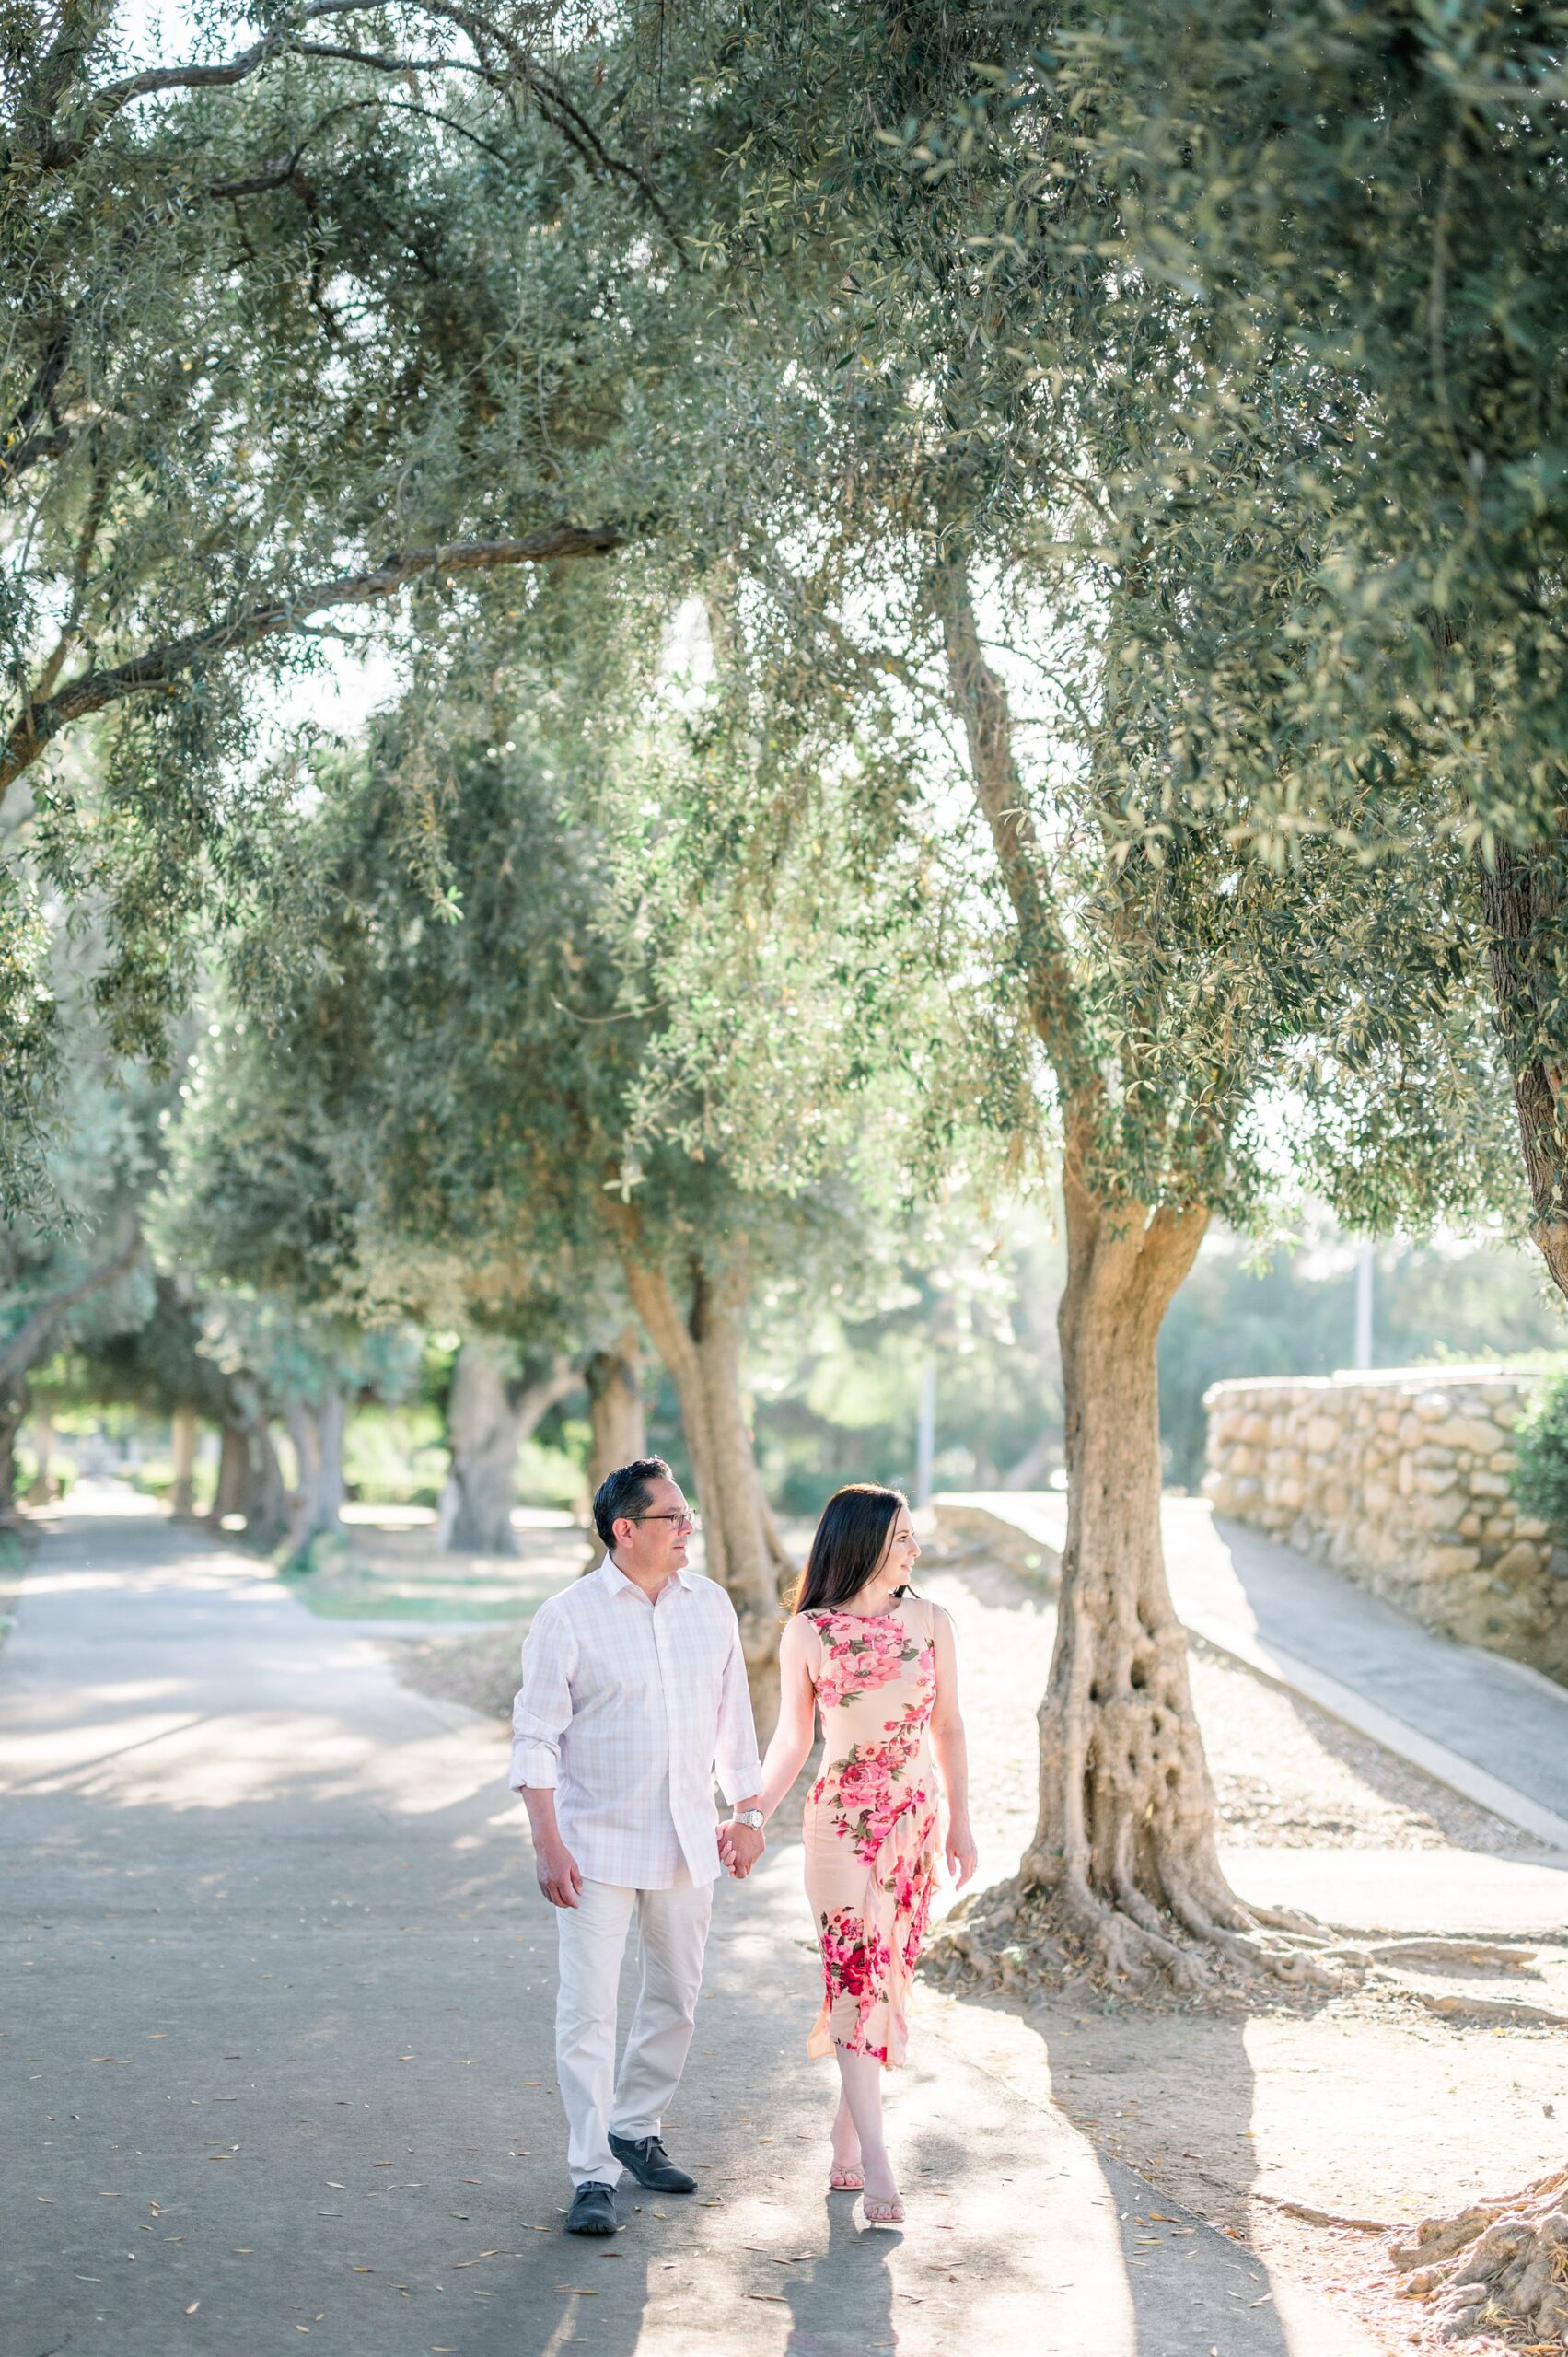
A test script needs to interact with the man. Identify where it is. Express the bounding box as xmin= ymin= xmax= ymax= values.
xmin=510 ymin=1457 xmax=767 ymax=2237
